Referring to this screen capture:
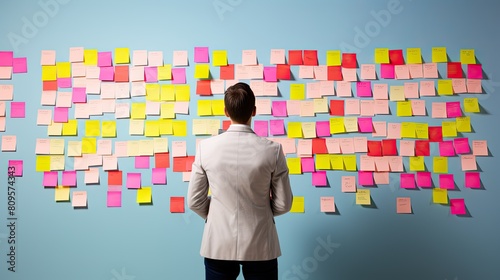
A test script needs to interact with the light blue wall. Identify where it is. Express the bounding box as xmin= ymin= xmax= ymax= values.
xmin=0 ymin=0 xmax=499 ymax=279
